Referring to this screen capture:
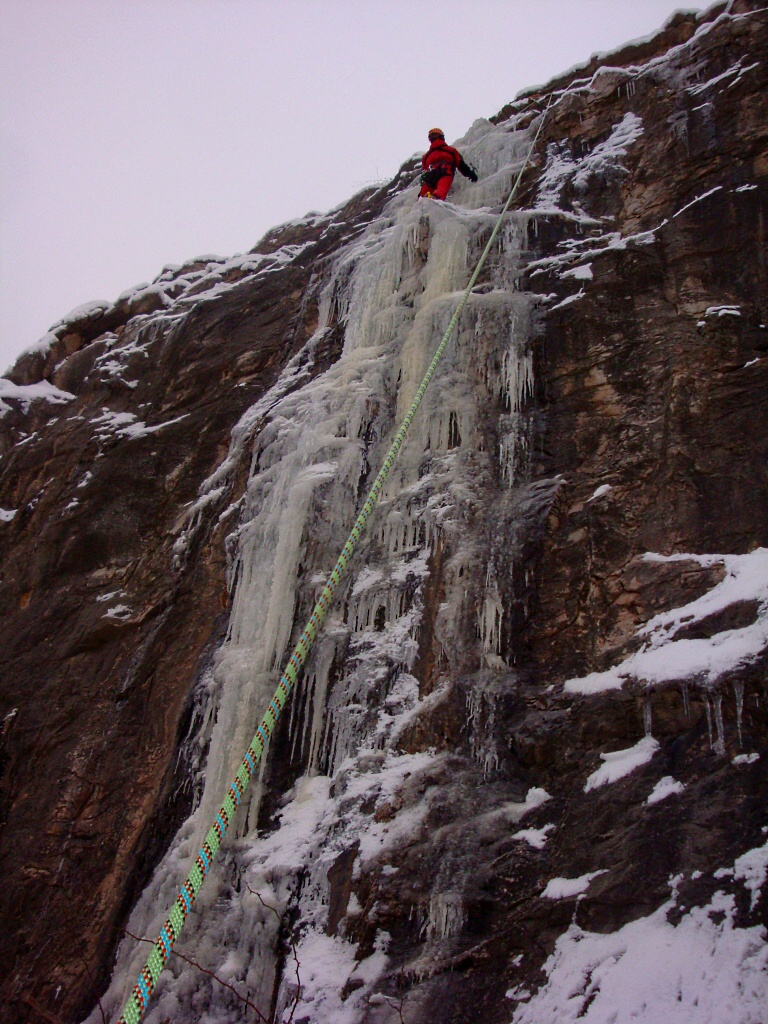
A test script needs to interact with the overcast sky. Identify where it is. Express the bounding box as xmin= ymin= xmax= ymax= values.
xmin=1 ymin=0 xmax=705 ymax=373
